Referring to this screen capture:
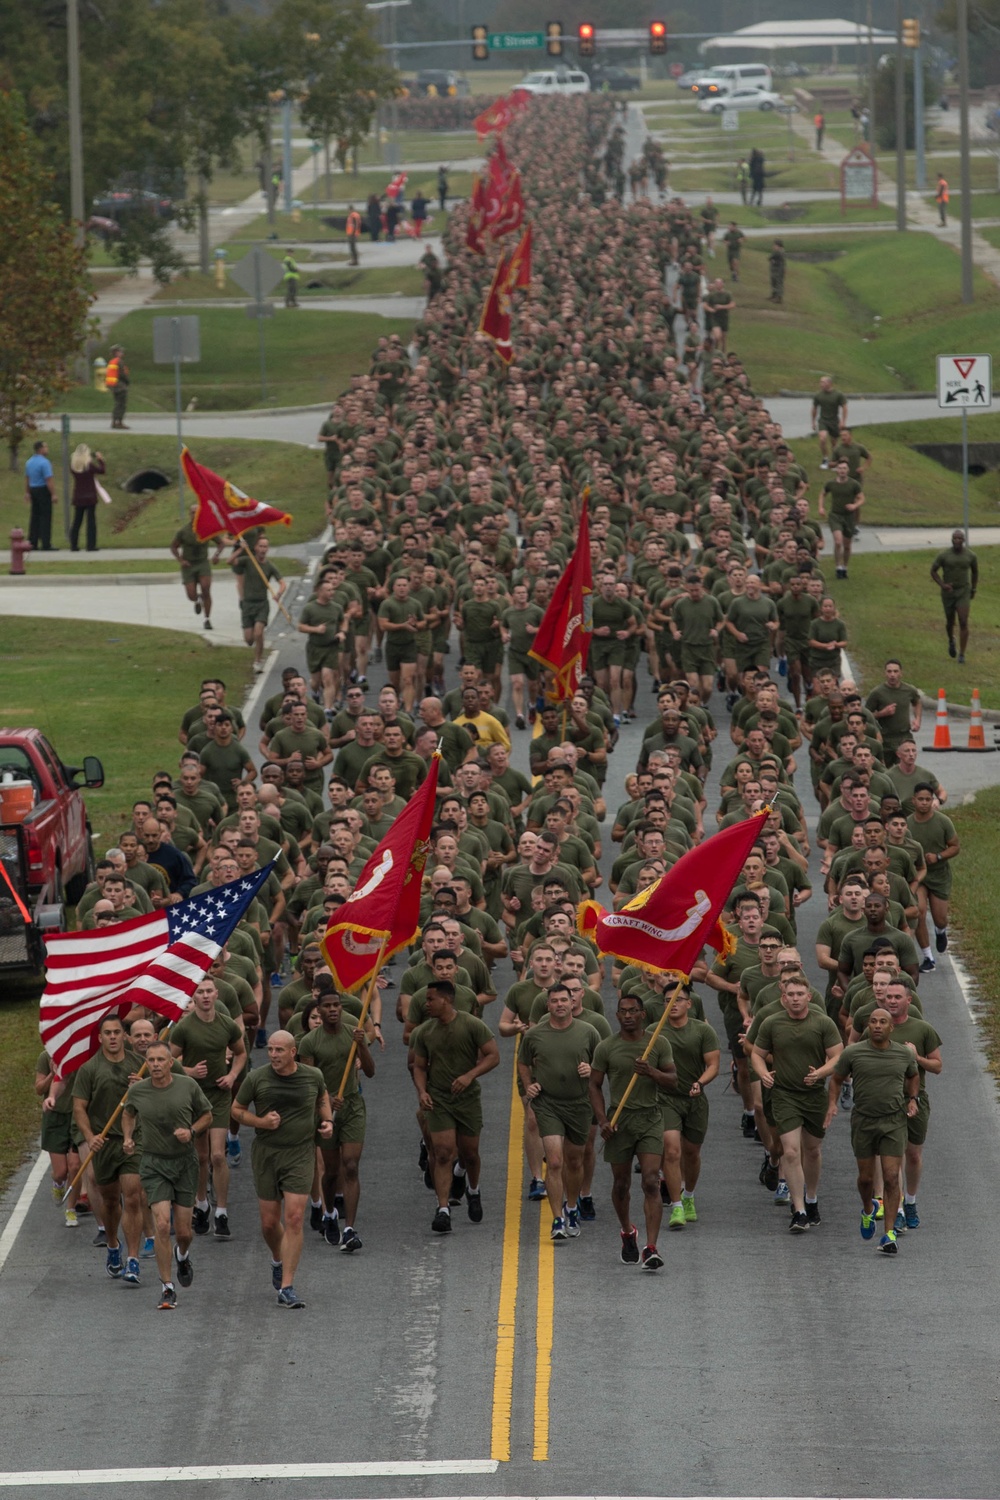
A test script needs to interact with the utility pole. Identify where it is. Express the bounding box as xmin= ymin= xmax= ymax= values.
xmin=895 ymin=0 xmax=906 ymax=231
xmin=867 ymin=0 xmax=876 ymax=157
xmin=67 ymin=0 xmax=85 ymax=245
xmin=957 ymin=0 xmax=974 ymax=303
